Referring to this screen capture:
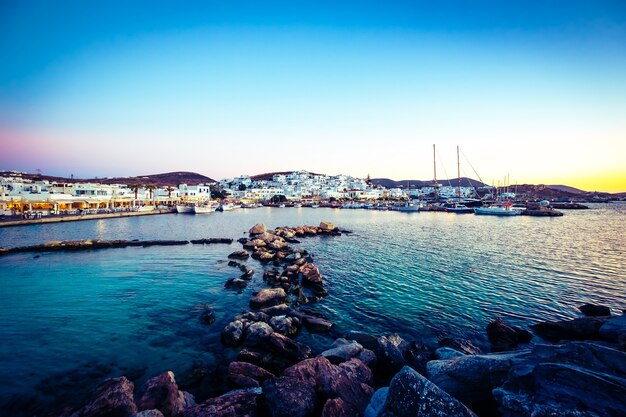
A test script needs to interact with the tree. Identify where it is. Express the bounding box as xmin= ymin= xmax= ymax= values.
xmin=271 ymin=194 xmax=287 ymax=203
xmin=238 ymin=183 xmax=247 ymax=191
